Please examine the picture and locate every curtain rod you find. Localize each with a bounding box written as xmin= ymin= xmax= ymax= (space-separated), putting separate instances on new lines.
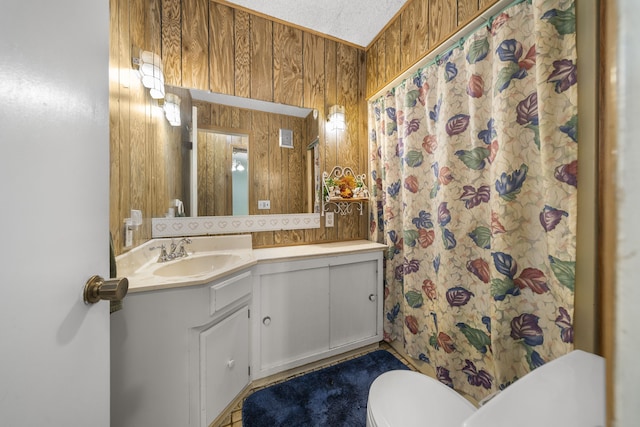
xmin=368 ymin=0 xmax=526 ymax=101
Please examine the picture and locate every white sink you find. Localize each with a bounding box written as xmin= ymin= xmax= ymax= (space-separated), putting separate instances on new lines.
xmin=153 ymin=253 xmax=244 ymax=278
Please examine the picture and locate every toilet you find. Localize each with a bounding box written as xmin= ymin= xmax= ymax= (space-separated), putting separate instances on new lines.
xmin=366 ymin=350 xmax=605 ymax=427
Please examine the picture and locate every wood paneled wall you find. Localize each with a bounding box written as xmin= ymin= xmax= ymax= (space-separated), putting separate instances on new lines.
xmin=366 ymin=0 xmax=498 ymax=98
xmin=110 ymin=0 xmax=369 ymax=253
xmin=109 ymin=0 xmax=192 ymax=255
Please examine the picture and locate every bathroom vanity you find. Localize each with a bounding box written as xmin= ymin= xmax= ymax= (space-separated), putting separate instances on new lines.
xmin=111 ymin=236 xmax=385 ymax=427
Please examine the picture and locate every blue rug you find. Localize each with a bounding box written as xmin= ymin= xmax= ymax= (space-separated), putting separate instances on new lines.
xmin=242 ymin=350 xmax=410 ymax=427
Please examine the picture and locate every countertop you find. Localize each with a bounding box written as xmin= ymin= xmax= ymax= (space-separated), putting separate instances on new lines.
xmin=123 ymin=239 xmax=387 ymax=293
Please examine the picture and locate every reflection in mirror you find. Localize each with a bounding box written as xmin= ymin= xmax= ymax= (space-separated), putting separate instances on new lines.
xmin=183 ymin=89 xmax=319 ymax=218
xmin=232 ymin=148 xmax=248 ymax=215
xmin=196 ymin=127 xmax=249 ymax=216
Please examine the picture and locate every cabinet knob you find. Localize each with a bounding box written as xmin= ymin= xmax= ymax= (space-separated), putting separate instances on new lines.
xmin=263 ymin=316 xmax=271 ymax=326
xmin=227 ymin=359 xmax=235 ymax=369
xmin=369 ymin=294 xmax=376 ymax=302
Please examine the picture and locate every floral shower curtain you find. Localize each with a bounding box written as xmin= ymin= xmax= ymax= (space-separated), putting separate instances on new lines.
xmin=369 ymin=0 xmax=577 ymax=402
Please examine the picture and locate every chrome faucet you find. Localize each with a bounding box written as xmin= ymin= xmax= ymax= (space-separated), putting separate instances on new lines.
xmin=170 ymin=238 xmax=191 ymax=259
xmin=149 ymin=243 xmax=170 ymax=263
xmin=150 ymin=238 xmax=191 ymax=263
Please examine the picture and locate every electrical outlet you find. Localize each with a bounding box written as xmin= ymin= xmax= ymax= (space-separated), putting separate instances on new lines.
xmin=258 ymin=200 xmax=271 ymax=210
xmin=325 ymin=212 xmax=334 ymax=227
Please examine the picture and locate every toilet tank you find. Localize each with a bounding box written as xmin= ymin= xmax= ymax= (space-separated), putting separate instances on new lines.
xmin=463 ymin=350 xmax=605 ymax=427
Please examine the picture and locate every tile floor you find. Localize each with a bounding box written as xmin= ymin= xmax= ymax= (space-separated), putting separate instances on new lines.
xmin=215 ymin=342 xmax=417 ymax=427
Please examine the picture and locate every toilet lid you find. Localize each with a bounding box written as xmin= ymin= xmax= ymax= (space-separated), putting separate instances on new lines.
xmin=367 ymin=370 xmax=476 ymax=427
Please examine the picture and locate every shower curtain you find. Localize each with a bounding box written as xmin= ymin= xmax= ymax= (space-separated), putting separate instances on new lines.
xmin=369 ymin=0 xmax=577 ymax=402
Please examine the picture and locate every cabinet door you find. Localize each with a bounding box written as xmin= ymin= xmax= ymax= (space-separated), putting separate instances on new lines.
xmin=330 ymin=260 xmax=378 ymax=348
xmin=201 ymin=306 xmax=250 ymax=427
xmin=260 ymin=267 xmax=330 ymax=370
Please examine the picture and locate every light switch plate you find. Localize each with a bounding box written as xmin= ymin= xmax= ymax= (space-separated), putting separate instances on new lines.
xmin=258 ymin=200 xmax=270 ymax=209
xmin=131 ymin=209 xmax=142 ymax=226
xmin=279 ymin=128 xmax=293 ymax=148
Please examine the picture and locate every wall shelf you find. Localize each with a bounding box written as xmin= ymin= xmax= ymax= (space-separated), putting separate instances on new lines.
xmin=322 ymin=166 xmax=369 ymax=216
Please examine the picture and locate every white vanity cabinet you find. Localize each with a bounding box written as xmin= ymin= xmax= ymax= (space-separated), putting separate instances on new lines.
xmin=111 ymin=269 xmax=252 ymax=427
xmin=252 ymin=250 xmax=383 ymax=379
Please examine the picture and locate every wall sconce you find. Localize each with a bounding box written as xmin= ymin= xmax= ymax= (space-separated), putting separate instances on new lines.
xmin=327 ymin=105 xmax=346 ymax=131
xmin=231 ymin=159 xmax=245 ymax=172
xmin=132 ymin=49 xmax=165 ymax=100
xmin=163 ymin=93 xmax=181 ymax=126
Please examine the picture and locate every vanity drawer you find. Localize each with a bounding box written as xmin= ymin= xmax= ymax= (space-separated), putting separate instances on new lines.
xmin=210 ymin=271 xmax=252 ymax=315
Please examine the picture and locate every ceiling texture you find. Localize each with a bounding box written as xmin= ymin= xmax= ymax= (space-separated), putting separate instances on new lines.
xmin=221 ymin=0 xmax=410 ymax=48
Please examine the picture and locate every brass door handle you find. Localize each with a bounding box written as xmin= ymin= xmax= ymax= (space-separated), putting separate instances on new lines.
xmin=83 ymin=275 xmax=129 ymax=304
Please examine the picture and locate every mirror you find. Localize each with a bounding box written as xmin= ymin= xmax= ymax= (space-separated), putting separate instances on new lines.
xmin=159 ymin=87 xmax=320 ymax=219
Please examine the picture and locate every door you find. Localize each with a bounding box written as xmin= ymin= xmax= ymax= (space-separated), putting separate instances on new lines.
xmin=0 ymin=0 xmax=110 ymax=426
xmin=201 ymin=306 xmax=250 ymax=426
xmin=260 ymin=267 xmax=330 ymax=371
xmin=329 ymin=260 xmax=379 ymax=348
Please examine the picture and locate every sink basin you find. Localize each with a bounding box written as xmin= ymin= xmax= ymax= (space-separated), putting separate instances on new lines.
xmin=153 ymin=253 xmax=243 ymax=277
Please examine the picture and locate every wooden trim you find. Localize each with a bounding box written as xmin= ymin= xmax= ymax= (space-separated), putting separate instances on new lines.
xmin=599 ymin=0 xmax=617 ymax=424
xmin=213 ymin=0 xmax=367 ymax=49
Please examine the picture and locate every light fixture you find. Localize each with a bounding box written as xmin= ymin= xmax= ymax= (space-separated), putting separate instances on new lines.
xmin=327 ymin=105 xmax=346 ymax=131
xmin=231 ymin=159 xmax=245 ymax=172
xmin=163 ymin=93 xmax=181 ymax=126
xmin=133 ymin=49 xmax=165 ymax=100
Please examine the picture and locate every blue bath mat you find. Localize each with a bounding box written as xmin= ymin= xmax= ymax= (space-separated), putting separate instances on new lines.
xmin=242 ymin=349 xmax=410 ymax=427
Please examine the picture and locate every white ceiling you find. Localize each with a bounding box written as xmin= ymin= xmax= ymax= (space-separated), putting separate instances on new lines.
xmin=222 ymin=0 xmax=410 ymax=47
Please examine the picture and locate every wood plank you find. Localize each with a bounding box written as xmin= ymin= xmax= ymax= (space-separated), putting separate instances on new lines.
xmin=129 ymin=0 xmax=147 ymax=247
xmin=479 ymin=0 xmax=497 ymax=10
xmin=287 ymin=117 xmax=304 ymax=214
xmin=234 ymin=10 xmax=251 ymax=98
xmin=366 ymin=37 xmax=380 ymax=97
xmin=162 ymin=0 xmax=182 ymax=86
xmin=429 ymin=0 xmax=457 ymax=48
xmin=273 ymin=22 xmax=303 ymax=106
xmin=182 ymin=0 xmax=209 ymax=90
xmin=209 ymin=2 xmax=234 ymax=95
xmin=408 ymin=0 xmax=429 ymax=67
xmin=337 ymin=43 xmax=361 ymax=240
xmin=251 ymin=111 xmax=270 ymax=215
xmin=196 ymin=130 xmax=207 ymax=215
xmin=358 ymin=44 xmax=370 ymax=241
xmin=110 ymin=0 xmax=124 ymax=252
xmin=399 ymin=0 xmax=418 ymax=70
xmin=302 ymin=32 xmax=325 ymax=242
xmin=337 ymin=44 xmax=359 ymax=172
xmin=385 ymin=18 xmax=402 ymax=87
xmin=457 ymin=0 xmax=479 ymax=26
xmin=250 ymin=15 xmax=273 ymax=101
xmin=147 ymin=0 xmax=163 ymax=236
xmin=323 ymin=39 xmax=339 ymax=242
xmin=303 ymin=32 xmax=325 ymax=111
xmin=270 ymin=115 xmax=283 ymax=213
xmin=195 ymin=100 xmax=212 ymax=127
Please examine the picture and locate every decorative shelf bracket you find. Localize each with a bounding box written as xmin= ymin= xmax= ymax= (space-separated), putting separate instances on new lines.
xmin=322 ymin=166 xmax=369 ymax=216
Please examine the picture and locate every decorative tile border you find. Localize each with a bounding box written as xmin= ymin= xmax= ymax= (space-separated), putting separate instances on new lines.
xmin=152 ymin=214 xmax=321 ymax=238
